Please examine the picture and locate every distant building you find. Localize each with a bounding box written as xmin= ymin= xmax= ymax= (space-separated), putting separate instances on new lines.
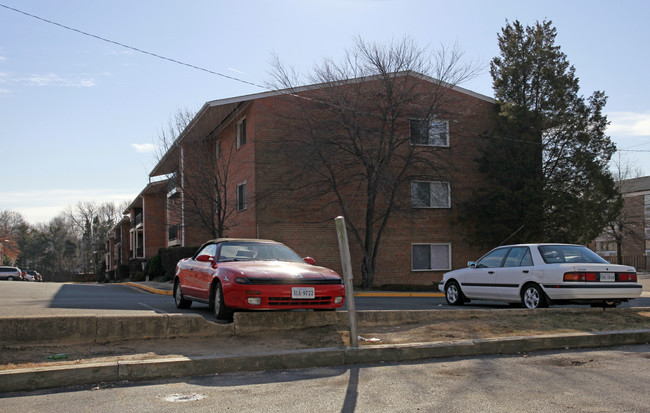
xmin=592 ymin=176 xmax=650 ymax=260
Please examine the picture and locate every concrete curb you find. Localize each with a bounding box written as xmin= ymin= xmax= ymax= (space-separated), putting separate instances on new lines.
xmin=2 ymin=329 xmax=649 ymax=393
xmin=125 ymin=282 xmax=172 ymax=296
xmin=0 ymin=314 xmax=233 ymax=348
xmin=123 ymin=282 xmax=445 ymax=298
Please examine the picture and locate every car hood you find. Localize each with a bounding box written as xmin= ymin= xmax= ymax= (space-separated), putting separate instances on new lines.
xmin=220 ymin=260 xmax=342 ymax=280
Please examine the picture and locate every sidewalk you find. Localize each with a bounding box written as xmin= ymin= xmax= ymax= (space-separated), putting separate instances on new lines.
xmin=2 ymin=324 xmax=649 ymax=393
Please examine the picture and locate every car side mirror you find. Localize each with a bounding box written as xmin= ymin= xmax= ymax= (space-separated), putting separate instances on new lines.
xmin=303 ymin=257 xmax=316 ymax=265
xmin=468 ymin=261 xmax=476 ymax=268
xmin=196 ymin=254 xmax=214 ymax=263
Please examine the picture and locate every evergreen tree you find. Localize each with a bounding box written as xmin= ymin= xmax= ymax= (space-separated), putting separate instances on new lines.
xmin=461 ymin=20 xmax=621 ymax=246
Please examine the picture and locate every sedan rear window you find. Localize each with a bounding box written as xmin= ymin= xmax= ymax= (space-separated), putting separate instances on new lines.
xmin=538 ymin=245 xmax=608 ymax=264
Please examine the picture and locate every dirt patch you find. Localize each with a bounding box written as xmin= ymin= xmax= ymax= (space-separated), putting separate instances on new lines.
xmin=2 ymin=309 xmax=649 ymax=370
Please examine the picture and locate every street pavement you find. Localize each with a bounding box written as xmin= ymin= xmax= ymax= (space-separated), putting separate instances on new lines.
xmin=1 ymin=276 xmax=649 ymax=393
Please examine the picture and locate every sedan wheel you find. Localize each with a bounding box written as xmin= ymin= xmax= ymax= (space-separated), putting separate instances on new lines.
xmin=522 ymin=284 xmax=547 ymax=309
xmin=212 ymin=282 xmax=233 ymax=321
xmin=173 ymin=280 xmax=192 ymax=309
xmin=445 ymin=281 xmax=464 ymax=306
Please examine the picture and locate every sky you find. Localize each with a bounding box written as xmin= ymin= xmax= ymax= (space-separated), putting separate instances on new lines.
xmin=1 ymin=0 xmax=649 ymax=225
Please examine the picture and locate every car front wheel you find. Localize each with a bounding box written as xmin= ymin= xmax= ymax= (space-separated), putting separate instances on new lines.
xmin=173 ymin=280 xmax=192 ymax=309
xmin=445 ymin=281 xmax=465 ymax=306
xmin=521 ymin=284 xmax=547 ymax=309
xmin=212 ymin=282 xmax=233 ymax=321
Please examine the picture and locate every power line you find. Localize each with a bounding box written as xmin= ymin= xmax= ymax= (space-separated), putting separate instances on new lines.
xmin=4 ymin=3 xmax=646 ymax=153
xmin=0 ymin=3 xmax=270 ymax=91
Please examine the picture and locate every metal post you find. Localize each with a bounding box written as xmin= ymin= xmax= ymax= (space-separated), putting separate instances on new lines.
xmin=335 ymin=216 xmax=358 ymax=348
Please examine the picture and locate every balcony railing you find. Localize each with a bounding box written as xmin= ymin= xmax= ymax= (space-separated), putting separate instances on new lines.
xmin=168 ymin=175 xmax=181 ymax=198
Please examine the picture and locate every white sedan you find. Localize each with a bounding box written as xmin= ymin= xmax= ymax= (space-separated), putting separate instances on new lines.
xmin=438 ymin=244 xmax=642 ymax=309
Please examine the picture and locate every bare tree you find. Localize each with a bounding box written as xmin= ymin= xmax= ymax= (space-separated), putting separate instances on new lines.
xmin=0 ymin=210 xmax=26 ymax=264
xmin=35 ymin=215 xmax=78 ymax=272
xmin=181 ymin=130 xmax=239 ymax=239
xmin=153 ymin=108 xmax=196 ymax=163
xmin=605 ymin=153 xmax=644 ymax=262
xmin=153 ymin=108 xmax=240 ymax=241
xmin=269 ymin=36 xmax=481 ymax=287
xmin=65 ymin=201 xmax=124 ymax=274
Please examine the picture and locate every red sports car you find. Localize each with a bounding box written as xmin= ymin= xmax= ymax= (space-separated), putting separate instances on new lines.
xmin=173 ymin=238 xmax=346 ymax=320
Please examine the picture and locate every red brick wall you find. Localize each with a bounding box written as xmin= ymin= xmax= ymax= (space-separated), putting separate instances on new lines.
xmin=621 ymin=195 xmax=646 ymax=256
xmin=248 ymin=78 xmax=494 ymax=287
xmin=170 ymin=76 xmax=495 ymax=287
xmin=227 ymin=109 xmax=257 ymax=238
xmin=143 ymin=191 xmax=167 ymax=258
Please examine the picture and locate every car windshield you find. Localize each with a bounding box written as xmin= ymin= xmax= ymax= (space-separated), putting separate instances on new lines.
xmin=217 ymin=242 xmax=304 ymax=263
xmin=538 ymin=245 xmax=608 ymax=264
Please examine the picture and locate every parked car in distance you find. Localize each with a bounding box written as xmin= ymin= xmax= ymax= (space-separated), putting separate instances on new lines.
xmin=439 ymin=244 xmax=642 ymax=309
xmin=24 ymin=270 xmax=42 ymax=282
xmin=0 ymin=266 xmax=22 ymax=281
xmin=174 ymin=238 xmax=346 ymax=320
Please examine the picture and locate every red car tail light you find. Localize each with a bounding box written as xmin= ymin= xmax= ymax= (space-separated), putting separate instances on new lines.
xmin=618 ymin=272 xmax=637 ymax=282
xmin=563 ymin=272 xmax=597 ymax=282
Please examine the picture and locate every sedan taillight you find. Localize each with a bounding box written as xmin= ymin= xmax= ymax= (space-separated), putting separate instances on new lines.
xmin=563 ymin=272 xmax=637 ymax=282
xmin=618 ymin=272 xmax=637 ymax=282
xmin=563 ymin=272 xmax=597 ymax=282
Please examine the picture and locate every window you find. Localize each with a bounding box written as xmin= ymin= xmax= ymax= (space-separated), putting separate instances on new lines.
xmin=236 ymin=118 xmax=246 ymax=149
xmin=503 ymin=247 xmax=532 ymax=267
xmin=476 ymin=248 xmax=509 ymax=268
xmin=538 ymin=245 xmax=608 ymax=264
xmin=412 ymin=244 xmax=451 ymax=271
xmin=237 ymin=182 xmax=247 ymax=211
xmin=195 ymin=243 xmax=217 ymax=259
xmin=410 ymin=119 xmax=449 ymax=146
xmin=411 ymin=181 xmax=450 ymax=208
xmin=215 ymin=140 xmax=221 ymax=160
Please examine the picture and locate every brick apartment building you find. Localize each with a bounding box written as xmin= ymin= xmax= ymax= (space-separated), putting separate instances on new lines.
xmin=592 ymin=175 xmax=650 ymax=268
xmin=112 ymin=72 xmax=495 ymax=288
xmin=105 ymin=180 xmax=168 ymax=279
xmin=104 ymin=216 xmax=129 ymax=279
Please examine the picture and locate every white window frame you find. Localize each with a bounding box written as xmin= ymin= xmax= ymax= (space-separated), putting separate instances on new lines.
xmin=236 ymin=118 xmax=246 ymax=149
xmin=215 ymin=140 xmax=221 ymax=160
xmin=409 ymin=119 xmax=449 ymax=147
xmin=411 ymin=181 xmax=451 ymax=208
xmin=411 ymin=243 xmax=452 ymax=271
xmin=236 ymin=181 xmax=247 ymax=211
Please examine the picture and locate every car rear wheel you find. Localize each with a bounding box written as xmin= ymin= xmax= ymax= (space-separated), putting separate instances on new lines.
xmin=212 ymin=282 xmax=233 ymax=321
xmin=521 ymin=284 xmax=547 ymax=309
xmin=7 ymin=276 xmax=14 ymax=281
xmin=445 ymin=281 xmax=465 ymax=306
xmin=173 ymin=280 xmax=192 ymax=309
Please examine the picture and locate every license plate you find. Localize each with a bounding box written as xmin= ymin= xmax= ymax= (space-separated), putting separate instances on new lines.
xmin=600 ymin=272 xmax=615 ymax=282
xmin=292 ymin=287 xmax=315 ymax=299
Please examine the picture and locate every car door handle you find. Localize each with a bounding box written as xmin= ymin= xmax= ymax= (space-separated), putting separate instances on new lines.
xmin=488 ymin=271 xmax=495 ymax=274
xmin=522 ymin=270 xmax=529 ymax=273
